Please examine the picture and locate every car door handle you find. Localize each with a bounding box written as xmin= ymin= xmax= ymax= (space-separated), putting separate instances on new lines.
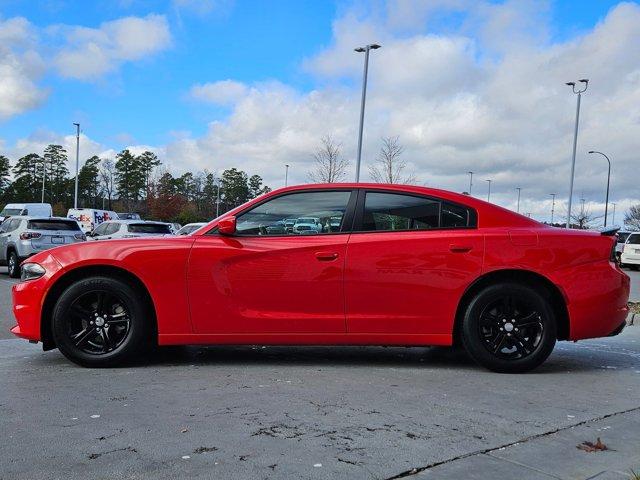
xmin=449 ymin=244 xmax=473 ymax=253
xmin=315 ymin=251 xmax=339 ymax=261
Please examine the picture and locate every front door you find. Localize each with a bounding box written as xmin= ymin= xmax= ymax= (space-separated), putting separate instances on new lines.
xmin=188 ymin=190 xmax=356 ymax=334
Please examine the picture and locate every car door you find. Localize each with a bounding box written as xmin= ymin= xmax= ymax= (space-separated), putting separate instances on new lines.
xmin=188 ymin=189 xmax=356 ymax=335
xmin=0 ymin=219 xmax=14 ymax=261
xmin=345 ymin=190 xmax=484 ymax=337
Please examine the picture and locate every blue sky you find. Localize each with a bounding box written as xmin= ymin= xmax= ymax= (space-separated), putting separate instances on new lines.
xmin=0 ymin=0 xmax=624 ymax=148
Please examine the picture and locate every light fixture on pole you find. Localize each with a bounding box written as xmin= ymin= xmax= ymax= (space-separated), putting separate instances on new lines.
xmin=486 ymin=179 xmax=492 ymax=202
xmin=468 ymin=171 xmax=473 ymax=194
xmin=516 ymin=187 xmax=521 ymax=213
xmin=285 ymin=164 xmax=290 ymax=187
xmin=73 ymin=123 xmax=80 ymax=209
xmin=354 ymin=43 xmax=381 ymax=182
xmin=565 ymin=79 xmax=589 ymax=228
xmin=550 ymin=193 xmax=556 ymax=224
xmin=587 ymin=150 xmax=611 ymax=227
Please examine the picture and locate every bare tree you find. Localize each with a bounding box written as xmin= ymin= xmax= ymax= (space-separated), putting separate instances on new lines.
xmin=369 ymin=136 xmax=415 ymax=184
xmin=308 ymin=136 xmax=349 ymax=183
xmin=99 ymin=158 xmax=116 ymax=210
xmin=624 ymin=204 xmax=640 ymax=230
xmin=570 ymin=203 xmax=600 ymax=229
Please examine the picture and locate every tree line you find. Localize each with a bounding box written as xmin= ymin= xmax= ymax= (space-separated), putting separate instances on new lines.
xmin=0 ymin=146 xmax=270 ymax=224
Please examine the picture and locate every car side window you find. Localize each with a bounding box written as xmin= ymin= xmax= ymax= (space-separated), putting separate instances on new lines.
xmin=93 ymin=223 xmax=109 ymax=236
xmin=105 ymin=223 xmax=120 ymax=235
xmin=361 ymin=192 xmax=440 ymax=231
xmin=6 ymin=219 xmax=20 ymax=233
xmin=235 ymin=191 xmax=352 ymax=236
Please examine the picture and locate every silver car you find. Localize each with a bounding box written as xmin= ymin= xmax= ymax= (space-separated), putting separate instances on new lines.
xmin=0 ymin=216 xmax=86 ymax=278
xmin=88 ymin=220 xmax=173 ymax=240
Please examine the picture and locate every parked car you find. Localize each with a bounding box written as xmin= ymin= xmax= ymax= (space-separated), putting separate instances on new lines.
xmin=0 ymin=216 xmax=85 ymax=277
xmin=11 ymin=184 xmax=629 ymax=372
xmin=175 ymin=223 xmax=207 ymax=235
xmin=620 ymin=232 xmax=640 ymax=270
xmin=293 ymin=217 xmax=322 ymax=234
xmin=0 ymin=203 xmax=52 ymax=223
xmin=67 ymin=208 xmax=118 ymax=234
xmin=169 ymin=223 xmax=182 ymax=234
xmin=615 ymin=230 xmax=633 ymax=260
xmin=88 ymin=220 xmax=172 ymax=240
xmin=116 ymin=212 xmax=142 ymax=220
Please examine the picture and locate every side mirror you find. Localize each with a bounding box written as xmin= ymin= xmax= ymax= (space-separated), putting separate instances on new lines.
xmin=218 ymin=216 xmax=237 ymax=235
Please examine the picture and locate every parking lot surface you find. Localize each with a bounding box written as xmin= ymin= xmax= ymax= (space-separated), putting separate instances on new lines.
xmin=1 ymin=267 xmax=639 ymax=479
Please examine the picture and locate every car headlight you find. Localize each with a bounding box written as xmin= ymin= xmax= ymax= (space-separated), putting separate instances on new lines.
xmin=20 ymin=263 xmax=46 ymax=281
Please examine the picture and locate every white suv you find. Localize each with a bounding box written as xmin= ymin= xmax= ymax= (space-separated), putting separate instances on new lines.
xmin=620 ymin=232 xmax=640 ymax=270
xmin=88 ymin=220 xmax=172 ymax=240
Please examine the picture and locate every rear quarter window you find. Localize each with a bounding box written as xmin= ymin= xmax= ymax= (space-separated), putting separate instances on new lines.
xmin=127 ymin=223 xmax=171 ymax=234
xmin=627 ymin=234 xmax=640 ymax=245
xmin=27 ymin=220 xmax=80 ymax=231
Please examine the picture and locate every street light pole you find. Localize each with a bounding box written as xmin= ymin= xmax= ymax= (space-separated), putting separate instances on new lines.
xmin=354 ymin=43 xmax=381 ymax=182
xmin=565 ymin=79 xmax=589 ymax=228
xmin=588 ymin=150 xmax=611 ymax=227
xmin=486 ymin=179 xmax=492 ymax=202
xmin=468 ymin=171 xmax=473 ymax=194
xmin=516 ymin=187 xmax=521 ymax=213
xmin=41 ymin=157 xmax=46 ymax=203
xmin=285 ymin=164 xmax=289 ymax=187
xmin=612 ymin=202 xmax=616 ymax=226
xmin=73 ymin=123 xmax=80 ymax=209
xmin=215 ymin=177 xmax=221 ymax=218
xmin=550 ymin=193 xmax=556 ymax=224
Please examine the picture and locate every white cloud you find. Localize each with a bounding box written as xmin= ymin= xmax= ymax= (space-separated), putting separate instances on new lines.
xmin=52 ymin=14 xmax=171 ymax=80
xmin=188 ymin=80 xmax=249 ymax=106
xmin=172 ymin=0 xmax=235 ymax=17
xmin=0 ymin=17 xmax=48 ymax=120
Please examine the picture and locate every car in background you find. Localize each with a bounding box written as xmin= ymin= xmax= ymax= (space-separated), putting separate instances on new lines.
xmin=0 ymin=217 xmax=85 ymax=277
xmin=615 ymin=230 xmax=633 ymax=260
xmin=0 ymin=203 xmax=52 ymax=223
xmin=169 ymin=223 xmax=182 ymax=234
xmin=293 ymin=217 xmax=322 ymax=234
xmin=67 ymin=208 xmax=118 ymax=234
xmin=11 ymin=183 xmax=629 ymax=372
xmin=88 ymin=220 xmax=172 ymax=241
xmin=620 ymin=232 xmax=640 ymax=270
xmin=116 ymin=213 xmax=142 ymax=220
xmin=175 ymin=223 xmax=207 ymax=235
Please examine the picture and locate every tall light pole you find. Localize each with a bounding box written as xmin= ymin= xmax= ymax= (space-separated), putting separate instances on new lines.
xmin=468 ymin=171 xmax=473 ymax=194
xmin=612 ymin=202 xmax=617 ymax=226
xmin=40 ymin=156 xmax=47 ymax=203
xmin=565 ymin=79 xmax=589 ymax=228
xmin=285 ymin=164 xmax=289 ymax=187
xmin=215 ymin=177 xmax=221 ymax=218
xmin=550 ymin=193 xmax=556 ymax=224
xmin=354 ymin=43 xmax=381 ymax=182
xmin=516 ymin=187 xmax=521 ymax=213
xmin=73 ymin=123 xmax=80 ymax=208
xmin=486 ymin=179 xmax=492 ymax=202
xmin=588 ymin=150 xmax=611 ymax=227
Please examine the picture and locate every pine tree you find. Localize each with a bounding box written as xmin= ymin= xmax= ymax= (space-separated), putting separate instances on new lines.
xmin=12 ymin=153 xmax=42 ymax=202
xmin=78 ymin=156 xmax=101 ymax=208
xmin=43 ymin=144 xmax=69 ymax=205
xmin=0 ymin=155 xmax=10 ymax=199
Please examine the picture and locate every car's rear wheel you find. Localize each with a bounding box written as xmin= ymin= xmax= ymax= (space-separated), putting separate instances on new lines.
xmin=7 ymin=251 xmax=20 ymax=278
xmin=51 ymin=276 xmax=151 ymax=367
xmin=461 ymin=283 xmax=556 ymax=373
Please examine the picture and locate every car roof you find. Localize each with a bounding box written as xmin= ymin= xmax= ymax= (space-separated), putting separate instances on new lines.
xmin=102 ymin=219 xmax=168 ymax=224
xmin=7 ymin=216 xmax=74 ymax=221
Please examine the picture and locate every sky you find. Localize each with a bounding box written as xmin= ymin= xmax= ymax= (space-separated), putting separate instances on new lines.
xmin=0 ymin=0 xmax=638 ymax=223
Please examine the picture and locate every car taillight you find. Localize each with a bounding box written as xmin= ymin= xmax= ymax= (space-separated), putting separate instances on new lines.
xmin=74 ymin=233 xmax=86 ymax=241
xmin=19 ymin=232 xmax=41 ymax=240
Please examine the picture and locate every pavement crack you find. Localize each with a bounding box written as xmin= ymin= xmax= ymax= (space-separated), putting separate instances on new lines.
xmin=382 ymin=405 xmax=640 ymax=479
xmin=87 ymin=446 xmax=138 ymax=460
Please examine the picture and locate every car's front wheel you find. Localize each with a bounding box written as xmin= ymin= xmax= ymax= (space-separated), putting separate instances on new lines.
xmin=461 ymin=283 xmax=557 ymax=373
xmin=51 ymin=276 xmax=151 ymax=367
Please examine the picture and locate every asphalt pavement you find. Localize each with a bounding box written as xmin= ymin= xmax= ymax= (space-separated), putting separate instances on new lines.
xmin=1 ymin=266 xmax=640 ymax=479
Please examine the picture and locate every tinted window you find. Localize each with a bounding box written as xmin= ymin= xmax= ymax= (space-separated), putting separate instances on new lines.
xmin=618 ymin=232 xmax=631 ymax=243
xmin=127 ymin=223 xmax=171 ymax=234
xmin=627 ymin=234 xmax=640 ymax=245
xmin=1 ymin=208 xmax=22 ymax=216
xmin=236 ymin=191 xmax=352 ymax=235
xmin=362 ymin=192 xmax=439 ymax=231
xmin=27 ymin=220 xmax=80 ymax=231
xmin=441 ymin=201 xmax=471 ymax=228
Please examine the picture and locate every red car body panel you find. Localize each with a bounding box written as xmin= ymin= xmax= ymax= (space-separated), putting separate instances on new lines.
xmin=11 ymin=183 xmax=630 ymax=348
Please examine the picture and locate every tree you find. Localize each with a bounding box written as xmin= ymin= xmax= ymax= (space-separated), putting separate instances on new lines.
xmin=12 ymin=153 xmax=42 ymax=202
xmin=137 ymin=150 xmax=161 ymax=196
xmin=77 ymin=156 xmax=101 ymax=208
xmin=220 ymin=168 xmax=250 ymax=212
xmin=625 ymin=205 xmax=640 ymax=230
xmin=43 ymin=144 xmax=69 ymax=205
xmin=0 ymin=155 xmax=10 ymax=198
xmin=248 ymin=174 xmax=271 ymax=198
xmin=99 ymin=158 xmax=116 ymax=210
xmin=369 ymin=136 xmax=415 ymax=184
xmin=570 ymin=202 xmax=600 ymax=229
xmin=115 ymin=149 xmax=142 ymax=210
xmin=308 ymin=136 xmax=349 ymax=183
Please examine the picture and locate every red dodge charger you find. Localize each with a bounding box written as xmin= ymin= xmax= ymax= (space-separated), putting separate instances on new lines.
xmin=11 ymin=184 xmax=630 ymax=372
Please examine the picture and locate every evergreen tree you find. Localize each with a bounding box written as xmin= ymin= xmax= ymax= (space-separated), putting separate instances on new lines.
xmin=115 ymin=149 xmax=140 ymax=210
xmin=248 ymin=174 xmax=271 ymax=198
xmin=220 ymin=168 xmax=249 ymax=212
xmin=43 ymin=145 xmax=69 ymax=205
xmin=137 ymin=150 xmax=161 ymax=197
xmin=78 ymin=156 xmax=101 ymax=208
xmin=12 ymin=153 xmax=42 ymax=202
xmin=0 ymin=155 xmax=10 ymax=199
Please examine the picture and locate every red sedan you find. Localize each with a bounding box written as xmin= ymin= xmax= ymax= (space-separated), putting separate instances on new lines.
xmin=11 ymin=184 xmax=629 ymax=372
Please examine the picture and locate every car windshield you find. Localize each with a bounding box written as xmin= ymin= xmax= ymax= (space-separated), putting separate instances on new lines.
xmin=127 ymin=223 xmax=171 ymax=234
xmin=27 ymin=220 xmax=80 ymax=231
xmin=627 ymin=234 xmax=640 ymax=245
xmin=1 ymin=208 xmax=22 ymax=216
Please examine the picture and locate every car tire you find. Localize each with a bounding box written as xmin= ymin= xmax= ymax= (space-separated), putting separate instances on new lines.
xmin=461 ymin=283 xmax=557 ymax=373
xmin=7 ymin=251 xmax=20 ymax=278
xmin=51 ymin=276 xmax=152 ymax=367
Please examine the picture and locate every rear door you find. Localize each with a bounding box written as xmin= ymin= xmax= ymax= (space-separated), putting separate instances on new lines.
xmin=345 ymin=190 xmax=484 ymax=337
